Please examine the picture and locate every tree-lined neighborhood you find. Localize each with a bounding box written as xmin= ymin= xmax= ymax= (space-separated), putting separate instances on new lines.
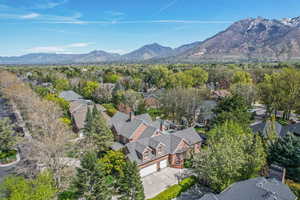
xmin=0 ymin=63 xmax=299 ymax=200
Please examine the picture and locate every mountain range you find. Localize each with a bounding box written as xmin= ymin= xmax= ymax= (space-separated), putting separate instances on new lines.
xmin=1 ymin=16 xmax=300 ymax=64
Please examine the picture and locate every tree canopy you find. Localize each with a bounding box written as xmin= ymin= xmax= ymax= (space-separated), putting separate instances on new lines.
xmin=193 ymin=121 xmax=266 ymax=192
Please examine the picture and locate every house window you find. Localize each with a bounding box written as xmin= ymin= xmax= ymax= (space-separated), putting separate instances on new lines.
xmin=144 ymin=150 xmax=150 ymax=160
xmin=157 ymin=145 xmax=163 ymax=155
xmin=175 ymin=154 xmax=182 ymax=165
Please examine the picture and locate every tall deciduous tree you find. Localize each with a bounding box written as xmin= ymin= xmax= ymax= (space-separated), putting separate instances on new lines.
xmin=193 ymin=121 xmax=266 ymax=192
xmin=212 ymin=95 xmax=251 ymax=127
xmin=184 ymin=68 xmax=209 ymax=87
xmin=159 ymin=88 xmax=208 ymax=126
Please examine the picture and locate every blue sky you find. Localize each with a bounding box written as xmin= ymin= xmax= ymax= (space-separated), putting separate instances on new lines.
xmin=1 ymin=0 xmax=300 ymax=56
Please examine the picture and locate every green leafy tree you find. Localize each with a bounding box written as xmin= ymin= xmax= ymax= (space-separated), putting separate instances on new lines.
xmin=73 ymin=152 xmax=111 ymax=200
xmin=258 ymin=68 xmax=300 ymax=120
xmin=184 ymin=68 xmax=209 ymax=87
xmin=0 ymin=172 xmax=56 ymax=200
xmin=54 ymin=79 xmax=70 ymax=92
xmin=119 ymin=161 xmax=145 ymax=200
xmin=230 ymin=83 xmax=257 ymax=106
xmin=167 ymin=72 xmax=193 ymax=88
xmin=144 ymin=66 xmax=171 ymax=88
xmin=0 ymin=118 xmax=16 ymax=153
xmin=44 ymin=94 xmax=70 ymax=113
xmin=193 ymin=121 xmax=266 ymax=192
xmin=232 ymin=71 xmax=253 ymax=85
xmin=99 ymin=150 xmax=127 ymax=178
xmin=104 ymin=72 xmax=121 ymax=83
xmin=212 ymin=95 xmax=251 ymax=127
xmin=81 ymin=81 xmax=100 ymax=99
xmin=268 ymin=133 xmax=300 ymax=182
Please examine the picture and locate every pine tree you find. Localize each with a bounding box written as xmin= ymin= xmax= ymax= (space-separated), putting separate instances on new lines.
xmin=119 ymin=161 xmax=145 ymax=200
xmin=87 ymin=105 xmax=114 ymax=152
xmin=73 ymin=152 xmax=111 ymax=200
xmin=268 ymin=133 xmax=300 ymax=182
xmin=84 ymin=107 xmax=93 ymax=133
xmin=0 ymin=118 xmax=16 ymax=153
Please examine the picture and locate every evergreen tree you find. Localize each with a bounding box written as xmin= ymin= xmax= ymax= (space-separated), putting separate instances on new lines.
xmin=89 ymin=111 xmax=114 ymax=152
xmin=84 ymin=107 xmax=93 ymax=133
xmin=119 ymin=161 xmax=145 ymax=200
xmin=84 ymin=104 xmax=114 ymax=152
xmin=0 ymin=118 xmax=16 ymax=153
xmin=73 ymin=152 xmax=111 ymax=200
xmin=268 ymin=133 xmax=300 ymax=182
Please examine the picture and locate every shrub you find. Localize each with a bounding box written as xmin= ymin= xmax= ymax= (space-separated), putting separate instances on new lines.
xmin=0 ymin=150 xmax=17 ymax=164
xmin=102 ymin=103 xmax=118 ymax=117
xmin=286 ymin=179 xmax=300 ymax=199
xmin=148 ymin=176 xmax=197 ymax=200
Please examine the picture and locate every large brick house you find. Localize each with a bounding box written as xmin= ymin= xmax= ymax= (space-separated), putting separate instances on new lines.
xmin=111 ymin=112 xmax=203 ymax=177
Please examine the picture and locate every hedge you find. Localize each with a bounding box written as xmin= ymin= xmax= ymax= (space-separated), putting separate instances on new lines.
xmin=102 ymin=103 xmax=118 ymax=117
xmin=148 ymin=176 xmax=197 ymax=200
xmin=286 ymin=179 xmax=300 ymax=199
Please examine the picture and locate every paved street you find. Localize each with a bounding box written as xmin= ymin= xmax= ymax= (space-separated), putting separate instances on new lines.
xmin=0 ymin=165 xmax=15 ymax=183
xmin=142 ymin=168 xmax=187 ymax=199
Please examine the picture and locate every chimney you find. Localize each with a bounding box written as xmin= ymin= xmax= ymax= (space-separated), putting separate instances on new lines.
xmin=129 ymin=111 xmax=134 ymax=121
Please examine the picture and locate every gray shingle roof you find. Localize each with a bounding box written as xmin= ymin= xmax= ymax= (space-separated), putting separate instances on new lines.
xmin=251 ymin=121 xmax=300 ymax=138
xmin=59 ymin=90 xmax=83 ymax=102
xmin=251 ymin=121 xmax=287 ymax=138
xmin=173 ymin=128 xmax=203 ymax=145
xmin=111 ymin=112 xmax=155 ymax=139
xmin=286 ymin=123 xmax=300 ymax=136
xmin=199 ymin=177 xmax=296 ymax=200
xmin=125 ymin=128 xmax=202 ymax=164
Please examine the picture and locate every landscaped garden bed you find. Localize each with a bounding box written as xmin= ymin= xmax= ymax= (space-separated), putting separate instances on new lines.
xmin=0 ymin=150 xmax=17 ymax=165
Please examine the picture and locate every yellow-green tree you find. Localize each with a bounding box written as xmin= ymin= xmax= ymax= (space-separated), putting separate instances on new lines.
xmin=193 ymin=121 xmax=266 ymax=192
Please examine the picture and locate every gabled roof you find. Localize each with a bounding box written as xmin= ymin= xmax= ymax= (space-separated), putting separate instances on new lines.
xmin=126 ymin=127 xmax=202 ymax=164
xmin=286 ymin=123 xmax=300 ymax=136
xmin=251 ymin=121 xmax=287 ymax=138
xmin=111 ymin=112 xmax=155 ymax=139
xmin=59 ymin=90 xmax=83 ymax=102
xmin=173 ymin=128 xmax=203 ymax=145
xmin=251 ymin=121 xmax=300 ymax=138
xmin=199 ymin=177 xmax=296 ymax=200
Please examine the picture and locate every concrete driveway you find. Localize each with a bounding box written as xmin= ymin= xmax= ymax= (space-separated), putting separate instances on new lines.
xmin=142 ymin=168 xmax=187 ymax=199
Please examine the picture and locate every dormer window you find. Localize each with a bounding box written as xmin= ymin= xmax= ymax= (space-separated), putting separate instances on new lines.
xmin=157 ymin=145 xmax=163 ymax=155
xmin=143 ymin=150 xmax=150 ymax=160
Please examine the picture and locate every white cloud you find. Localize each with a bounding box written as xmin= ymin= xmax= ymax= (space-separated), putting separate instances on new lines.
xmin=26 ymin=42 xmax=92 ymax=54
xmin=20 ymin=13 xmax=40 ymax=19
xmin=67 ymin=43 xmax=92 ymax=47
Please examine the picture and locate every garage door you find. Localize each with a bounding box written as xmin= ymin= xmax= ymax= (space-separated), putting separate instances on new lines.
xmin=160 ymin=159 xmax=168 ymax=169
xmin=140 ymin=164 xmax=157 ymax=177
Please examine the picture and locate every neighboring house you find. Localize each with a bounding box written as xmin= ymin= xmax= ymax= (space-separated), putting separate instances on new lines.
xmin=59 ymin=90 xmax=83 ymax=102
xmin=197 ymin=100 xmax=217 ymax=126
xmin=199 ymin=177 xmax=297 ymax=200
xmin=69 ymin=99 xmax=109 ymax=135
xmin=211 ymin=90 xmax=231 ymax=99
xmin=111 ymin=112 xmax=203 ymax=177
xmin=251 ymin=121 xmax=300 ymax=138
xmin=142 ymin=89 xmax=164 ymax=108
